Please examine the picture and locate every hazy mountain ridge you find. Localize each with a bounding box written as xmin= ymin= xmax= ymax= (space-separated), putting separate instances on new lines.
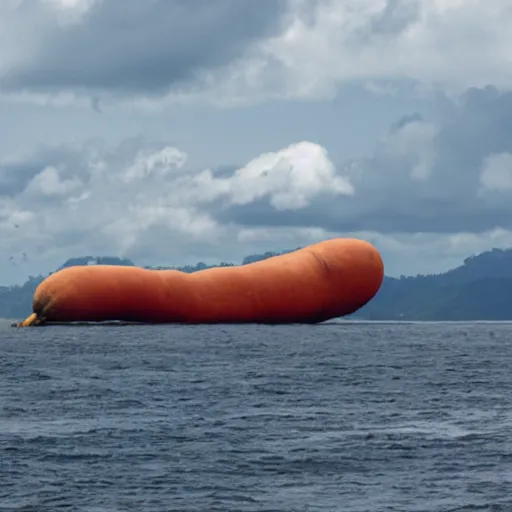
xmin=2 ymin=247 xmax=512 ymax=321
xmin=352 ymin=248 xmax=512 ymax=320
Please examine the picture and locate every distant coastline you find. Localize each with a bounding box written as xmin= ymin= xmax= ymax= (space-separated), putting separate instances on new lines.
xmin=2 ymin=247 xmax=512 ymax=321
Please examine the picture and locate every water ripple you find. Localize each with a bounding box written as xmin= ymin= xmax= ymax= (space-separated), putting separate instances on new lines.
xmin=1 ymin=321 xmax=511 ymax=511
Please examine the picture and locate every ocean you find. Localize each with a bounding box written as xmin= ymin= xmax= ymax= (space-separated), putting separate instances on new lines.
xmin=1 ymin=321 xmax=511 ymax=511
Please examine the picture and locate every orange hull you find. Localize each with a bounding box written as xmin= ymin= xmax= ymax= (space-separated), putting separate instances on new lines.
xmin=18 ymin=238 xmax=384 ymax=326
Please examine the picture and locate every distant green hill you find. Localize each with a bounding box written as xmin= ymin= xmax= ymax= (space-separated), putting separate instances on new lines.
xmin=352 ymin=248 xmax=512 ymax=320
xmin=2 ymin=247 xmax=512 ymax=321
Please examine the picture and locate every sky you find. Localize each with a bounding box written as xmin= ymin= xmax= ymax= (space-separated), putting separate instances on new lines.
xmin=2 ymin=0 xmax=512 ymax=285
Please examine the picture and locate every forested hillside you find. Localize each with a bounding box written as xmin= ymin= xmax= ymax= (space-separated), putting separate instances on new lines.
xmin=2 ymin=248 xmax=512 ymax=321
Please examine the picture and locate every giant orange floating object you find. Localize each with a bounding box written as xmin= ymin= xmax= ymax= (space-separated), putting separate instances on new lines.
xmin=17 ymin=238 xmax=384 ymax=326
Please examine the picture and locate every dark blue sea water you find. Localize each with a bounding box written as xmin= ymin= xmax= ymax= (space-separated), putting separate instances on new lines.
xmin=1 ymin=321 xmax=512 ymax=511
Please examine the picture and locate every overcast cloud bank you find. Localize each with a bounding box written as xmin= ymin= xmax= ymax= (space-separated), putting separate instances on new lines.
xmin=1 ymin=0 xmax=512 ymax=284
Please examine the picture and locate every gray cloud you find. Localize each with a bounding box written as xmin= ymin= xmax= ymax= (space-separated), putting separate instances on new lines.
xmin=4 ymin=86 xmax=512 ymax=243
xmin=3 ymin=85 xmax=512 ymax=285
xmin=1 ymin=0 xmax=287 ymax=95
xmin=2 ymin=0 xmax=510 ymax=109
xmin=5 ymin=86 xmax=512 ymax=238
xmin=0 ymin=136 xmax=240 ymax=199
xmin=0 ymin=136 xmax=352 ymax=281
xmin=0 ymin=143 xmax=96 ymax=196
xmin=213 ymin=86 xmax=512 ymax=234
xmin=369 ymin=0 xmax=420 ymax=35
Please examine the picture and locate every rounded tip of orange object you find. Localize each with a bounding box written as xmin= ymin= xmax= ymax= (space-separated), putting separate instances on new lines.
xmin=314 ymin=237 xmax=385 ymax=316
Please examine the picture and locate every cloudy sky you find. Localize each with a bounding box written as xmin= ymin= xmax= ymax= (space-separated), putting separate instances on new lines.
xmin=1 ymin=0 xmax=512 ymax=285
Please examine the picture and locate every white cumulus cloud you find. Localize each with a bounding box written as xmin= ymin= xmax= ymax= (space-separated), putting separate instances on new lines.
xmin=190 ymin=142 xmax=353 ymax=210
xmin=0 ymin=139 xmax=353 ymax=283
xmin=479 ymin=152 xmax=512 ymax=192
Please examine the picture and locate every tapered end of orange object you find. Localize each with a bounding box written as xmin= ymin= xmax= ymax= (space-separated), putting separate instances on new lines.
xmin=17 ymin=312 xmax=40 ymax=327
